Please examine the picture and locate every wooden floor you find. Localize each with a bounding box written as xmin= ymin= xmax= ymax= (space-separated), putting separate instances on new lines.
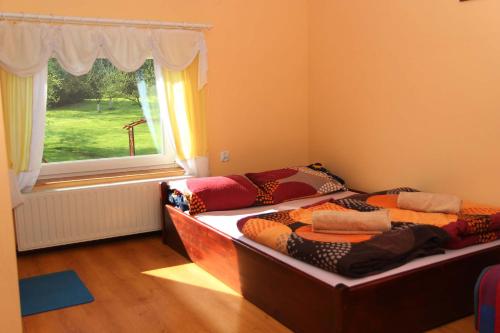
xmin=18 ymin=235 xmax=476 ymax=333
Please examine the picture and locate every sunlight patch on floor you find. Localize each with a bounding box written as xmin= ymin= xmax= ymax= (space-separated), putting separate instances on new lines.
xmin=142 ymin=263 xmax=241 ymax=296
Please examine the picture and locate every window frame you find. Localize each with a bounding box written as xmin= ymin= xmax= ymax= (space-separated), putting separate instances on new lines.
xmin=40 ymin=58 xmax=177 ymax=179
xmin=39 ymin=154 xmax=177 ymax=179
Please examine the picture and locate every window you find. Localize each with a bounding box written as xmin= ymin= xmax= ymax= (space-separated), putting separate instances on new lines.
xmin=40 ymin=58 xmax=175 ymax=178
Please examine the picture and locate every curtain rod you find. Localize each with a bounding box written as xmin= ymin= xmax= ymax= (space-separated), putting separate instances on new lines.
xmin=0 ymin=12 xmax=213 ymax=31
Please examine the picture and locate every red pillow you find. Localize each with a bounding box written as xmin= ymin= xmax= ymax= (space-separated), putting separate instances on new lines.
xmin=246 ymin=164 xmax=346 ymax=204
xmin=184 ymin=175 xmax=259 ymax=215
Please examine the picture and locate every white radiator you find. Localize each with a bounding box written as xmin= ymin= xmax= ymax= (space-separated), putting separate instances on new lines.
xmin=14 ymin=179 xmax=165 ymax=251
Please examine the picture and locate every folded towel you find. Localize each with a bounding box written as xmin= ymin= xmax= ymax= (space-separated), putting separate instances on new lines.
xmin=312 ymin=210 xmax=391 ymax=234
xmin=397 ymin=192 xmax=461 ymax=214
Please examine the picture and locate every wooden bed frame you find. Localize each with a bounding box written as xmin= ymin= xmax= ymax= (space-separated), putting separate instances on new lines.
xmin=160 ymin=182 xmax=500 ymax=333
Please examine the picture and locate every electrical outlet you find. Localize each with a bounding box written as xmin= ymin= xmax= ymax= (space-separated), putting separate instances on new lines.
xmin=220 ymin=151 xmax=230 ymax=162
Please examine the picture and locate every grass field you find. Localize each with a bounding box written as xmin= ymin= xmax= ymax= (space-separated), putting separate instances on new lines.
xmin=43 ymin=99 xmax=159 ymax=163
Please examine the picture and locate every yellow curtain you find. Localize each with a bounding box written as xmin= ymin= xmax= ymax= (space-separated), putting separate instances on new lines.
xmin=163 ymin=56 xmax=207 ymax=161
xmin=0 ymin=68 xmax=33 ymax=173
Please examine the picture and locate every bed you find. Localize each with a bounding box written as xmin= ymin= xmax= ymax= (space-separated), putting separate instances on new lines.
xmin=160 ymin=181 xmax=500 ymax=333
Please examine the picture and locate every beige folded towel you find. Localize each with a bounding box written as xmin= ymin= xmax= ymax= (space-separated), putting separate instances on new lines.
xmin=312 ymin=210 xmax=391 ymax=234
xmin=397 ymin=192 xmax=462 ymax=214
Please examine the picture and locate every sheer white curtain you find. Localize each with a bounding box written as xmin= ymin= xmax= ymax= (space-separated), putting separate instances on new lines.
xmin=137 ymin=77 xmax=161 ymax=152
xmin=176 ymin=158 xmax=210 ymax=177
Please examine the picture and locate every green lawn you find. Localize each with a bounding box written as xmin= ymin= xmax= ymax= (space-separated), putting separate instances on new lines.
xmin=44 ymin=99 xmax=159 ymax=163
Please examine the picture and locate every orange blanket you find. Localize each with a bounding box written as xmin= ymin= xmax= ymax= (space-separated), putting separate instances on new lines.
xmin=237 ymin=188 xmax=452 ymax=278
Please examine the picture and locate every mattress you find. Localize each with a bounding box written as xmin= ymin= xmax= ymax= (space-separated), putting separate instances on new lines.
xmin=195 ymin=191 xmax=500 ymax=287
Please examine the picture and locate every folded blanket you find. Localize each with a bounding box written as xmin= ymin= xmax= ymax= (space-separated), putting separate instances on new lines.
xmin=456 ymin=213 xmax=500 ymax=236
xmin=397 ymin=192 xmax=462 ymax=214
xmin=237 ymin=198 xmax=450 ymax=278
xmin=312 ymin=210 xmax=391 ymax=234
xmin=237 ymin=188 xmax=499 ymax=278
xmin=443 ymin=230 xmax=500 ymax=249
xmin=337 ymin=225 xmax=449 ymax=278
xmin=442 ymin=213 xmax=500 ymax=249
xmin=335 ymin=189 xmax=500 ymax=249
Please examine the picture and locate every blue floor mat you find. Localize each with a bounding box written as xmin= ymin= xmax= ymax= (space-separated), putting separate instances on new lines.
xmin=19 ymin=270 xmax=94 ymax=316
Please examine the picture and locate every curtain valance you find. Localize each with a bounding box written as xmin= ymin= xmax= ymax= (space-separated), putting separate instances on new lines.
xmin=0 ymin=21 xmax=208 ymax=88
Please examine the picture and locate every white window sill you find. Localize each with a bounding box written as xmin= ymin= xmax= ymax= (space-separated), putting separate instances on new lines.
xmin=33 ymin=167 xmax=189 ymax=193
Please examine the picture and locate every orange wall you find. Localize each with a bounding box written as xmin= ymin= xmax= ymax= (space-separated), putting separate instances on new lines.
xmin=4 ymin=0 xmax=499 ymax=206
xmin=0 ymin=0 xmax=310 ymax=175
xmin=309 ymin=0 xmax=500 ymax=205
xmin=0 ymin=90 xmax=22 ymax=332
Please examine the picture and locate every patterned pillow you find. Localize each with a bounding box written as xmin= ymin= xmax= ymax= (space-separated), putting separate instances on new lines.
xmin=170 ymin=175 xmax=262 ymax=215
xmin=245 ymin=163 xmax=346 ymax=204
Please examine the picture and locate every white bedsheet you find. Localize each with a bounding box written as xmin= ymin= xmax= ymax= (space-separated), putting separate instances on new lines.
xmin=196 ymin=191 xmax=500 ymax=287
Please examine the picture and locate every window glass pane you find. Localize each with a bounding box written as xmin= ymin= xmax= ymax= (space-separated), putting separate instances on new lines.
xmin=44 ymin=58 xmax=162 ymax=163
